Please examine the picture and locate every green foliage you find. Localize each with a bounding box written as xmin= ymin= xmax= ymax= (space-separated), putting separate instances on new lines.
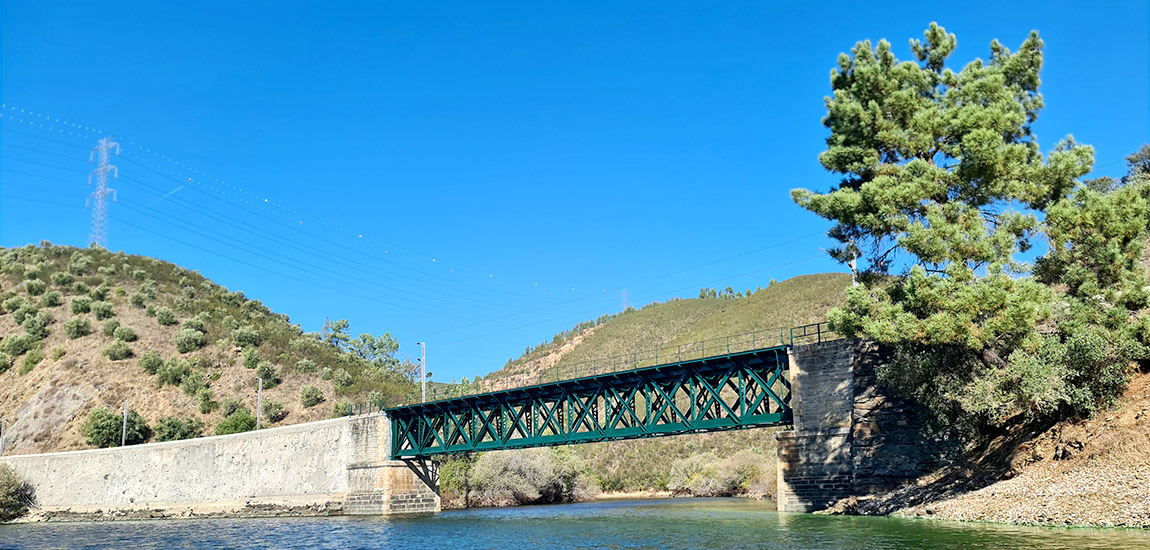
xmin=114 ymin=325 xmax=138 ymax=342
xmin=180 ymin=370 xmax=208 ymax=397
xmin=50 ymin=271 xmax=73 ymax=287
xmin=0 ymin=464 xmax=36 ymax=521
xmin=139 ymin=351 xmax=163 ymax=374
xmin=332 ymin=401 xmax=352 ymax=417
xmin=255 ymin=361 xmax=281 ymax=388
xmin=90 ymin=301 xmax=115 ymax=320
xmin=154 ymin=416 xmax=204 ymax=442
xmin=232 ymin=325 xmax=262 ymax=348
xmin=50 ymin=346 xmax=66 ymax=361
xmin=0 ymin=353 xmax=11 ymax=374
xmin=89 ymin=284 xmax=110 ymax=302
xmin=72 ymin=281 xmax=89 ymax=295
xmin=21 ymin=310 xmax=52 ymax=341
xmin=130 ymin=293 xmax=147 ymax=308
xmin=460 ymin=448 xmax=597 ymax=507
xmin=2 ymin=295 xmax=25 ymax=314
xmin=182 ymin=313 xmax=209 ymax=334
xmin=215 ymin=408 xmax=256 ymax=435
xmin=300 ymin=385 xmax=324 ymax=408
xmin=23 ymin=279 xmax=46 ymax=296
xmin=155 ymin=306 xmax=176 ymax=326
xmin=263 ymin=399 xmax=287 ymax=423
xmin=666 ymin=450 xmax=766 ymax=496
xmin=102 ymin=319 xmax=121 ymax=337
xmin=321 ymin=318 xmax=350 ymax=349
xmin=20 ymin=345 xmax=42 ymax=374
xmin=70 ymin=296 xmax=91 ymax=314
xmin=788 ymin=25 xmax=1142 ymax=427
xmin=243 ymin=347 xmax=261 ymax=369
xmin=64 ymin=317 xmax=92 ymax=339
xmin=156 ymin=357 xmax=191 ymax=386
xmin=348 ymin=332 xmax=400 ymax=370
xmin=171 ymin=328 xmax=205 ymax=353
xmin=294 ymin=359 xmax=317 ymax=373
xmin=197 ymin=388 xmax=219 ymax=414
xmin=1 ymin=334 xmax=36 ymax=356
xmin=331 ymin=367 xmax=352 ymax=388
xmin=220 ymin=396 xmax=246 ymax=417
xmin=40 ymin=290 xmax=62 ymax=308
xmin=82 ymin=407 xmax=152 ymax=447
xmin=102 ymin=341 xmax=133 ymax=361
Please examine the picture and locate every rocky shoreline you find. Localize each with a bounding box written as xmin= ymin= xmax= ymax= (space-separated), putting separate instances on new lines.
xmin=8 ymin=501 xmax=345 ymax=523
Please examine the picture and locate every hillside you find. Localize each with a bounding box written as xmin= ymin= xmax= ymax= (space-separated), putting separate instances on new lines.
xmin=0 ymin=244 xmax=416 ymax=455
xmin=439 ymin=273 xmax=852 ymax=503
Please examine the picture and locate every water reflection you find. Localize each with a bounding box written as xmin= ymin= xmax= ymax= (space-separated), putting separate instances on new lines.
xmin=0 ymin=498 xmax=1146 ymax=550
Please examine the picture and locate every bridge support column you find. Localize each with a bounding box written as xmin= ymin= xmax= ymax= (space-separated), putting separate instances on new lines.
xmin=776 ymin=340 xmax=939 ymax=512
xmin=344 ymin=415 xmax=440 ymax=515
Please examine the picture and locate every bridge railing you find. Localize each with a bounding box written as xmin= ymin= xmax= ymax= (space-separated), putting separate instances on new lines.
xmin=399 ymin=321 xmax=842 ymax=406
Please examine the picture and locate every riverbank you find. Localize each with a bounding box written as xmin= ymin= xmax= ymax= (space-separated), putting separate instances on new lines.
xmin=826 ymin=373 xmax=1150 ymax=528
xmin=5 ymin=501 xmax=345 ymax=523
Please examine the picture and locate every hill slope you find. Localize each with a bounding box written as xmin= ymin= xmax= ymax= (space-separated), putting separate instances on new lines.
xmin=440 ymin=273 xmax=852 ymax=501
xmin=0 ymin=244 xmax=415 ymax=455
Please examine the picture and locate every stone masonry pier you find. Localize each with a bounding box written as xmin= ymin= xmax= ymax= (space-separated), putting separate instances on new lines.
xmin=776 ymin=340 xmax=939 ymax=512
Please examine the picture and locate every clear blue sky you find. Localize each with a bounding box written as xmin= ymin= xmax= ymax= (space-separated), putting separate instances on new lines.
xmin=2 ymin=1 xmax=1147 ymax=382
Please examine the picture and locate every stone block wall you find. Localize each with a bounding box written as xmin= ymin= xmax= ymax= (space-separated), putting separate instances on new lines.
xmin=776 ymin=340 xmax=939 ymax=512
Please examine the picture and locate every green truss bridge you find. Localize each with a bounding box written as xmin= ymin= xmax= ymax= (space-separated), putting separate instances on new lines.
xmin=384 ymin=323 xmax=838 ymax=459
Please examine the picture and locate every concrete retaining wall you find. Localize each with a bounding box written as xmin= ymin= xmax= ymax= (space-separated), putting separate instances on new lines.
xmin=0 ymin=414 xmax=439 ymax=516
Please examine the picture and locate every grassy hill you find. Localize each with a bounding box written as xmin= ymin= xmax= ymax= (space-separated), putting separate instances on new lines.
xmin=0 ymin=243 xmax=416 ymax=455
xmin=439 ymin=273 xmax=852 ymax=504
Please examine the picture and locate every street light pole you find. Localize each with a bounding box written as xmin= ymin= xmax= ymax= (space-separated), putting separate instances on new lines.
xmin=417 ymin=342 xmax=426 ymax=402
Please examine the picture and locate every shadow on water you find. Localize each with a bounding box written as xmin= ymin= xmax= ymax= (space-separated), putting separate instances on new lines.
xmin=2 ymin=498 xmax=1147 ymax=550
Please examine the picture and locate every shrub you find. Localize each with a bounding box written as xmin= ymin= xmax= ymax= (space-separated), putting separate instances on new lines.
xmin=300 ymin=385 xmax=324 ymax=408
xmin=51 ymin=346 xmax=66 ymax=361
xmin=90 ymin=301 xmax=115 ymax=320
xmin=0 ymin=334 xmax=35 ymax=356
xmin=155 ymin=306 xmax=176 ymax=326
xmin=67 ymin=256 xmax=91 ymax=276
xmin=180 ymin=370 xmax=207 ymax=397
xmin=139 ymin=351 xmax=163 ymax=374
xmin=63 ymin=317 xmax=92 ymax=339
xmin=156 ymin=357 xmax=191 ymax=386
xmin=40 ymin=290 xmax=62 ymax=308
xmin=23 ymin=279 xmax=46 ymax=296
xmin=50 ymin=272 xmax=73 ymax=286
xmin=102 ymin=341 xmax=133 ymax=361
xmin=131 ymin=269 xmax=147 ymax=281
xmin=20 ymin=346 xmax=42 ymax=374
xmin=467 ymin=448 xmax=597 ymax=506
xmin=113 ymin=325 xmax=138 ymax=342
xmin=255 ymin=362 xmax=281 ymax=388
xmin=2 ymin=295 xmax=25 ymax=313
xmin=183 ymin=313 xmax=208 ymax=334
xmin=145 ymin=304 xmax=157 ymax=317
xmin=263 ymin=400 xmax=287 ymax=423
xmin=70 ymin=296 xmax=92 ymax=314
xmin=0 ymin=464 xmax=36 ymax=521
xmin=215 ymin=409 xmax=256 ymax=435
xmin=197 ymin=388 xmax=219 ymax=414
xmin=332 ymin=368 xmax=353 ymax=388
xmin=72 ymin=281 xmax=89 ymax=295
xmin=0 ymin=353 xmax=11 ymax=374
xmin=102 ymin=319 xmax=121 ymax=337
xmin=21 ymin=311 xmax=52 ymax=340
xmin=232 ymin=325 xmax=262 ymax=348
xmin=242 ymin=347 xmax=260 ymax=370
xmin=89 ymin=285 xmax=109 ymax=302
xmin=332 ymin=401 xmax=352 ymax=417
xmin=294 ymin=359 xmax=317 ymax=373
xmin=220 ymin=396 xmax=246 ymax=417
xmin=11 ymin=305 xmax=36 ymax=325
xmin=130 ymin=293 xmax=147 ymax=308
xmin=171 ymin=328 xmax=205 ymax=353
xmin=82 ymin=407 xmax=152 ymax=447
xmin=139 ymin=281 xmax=157 ymax=300
xmin=154 ymin=417 xmax=204 ymax=442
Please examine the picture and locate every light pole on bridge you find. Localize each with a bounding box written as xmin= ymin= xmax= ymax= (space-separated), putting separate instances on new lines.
xmin=416 ymin=342 xmax=426 ymax=402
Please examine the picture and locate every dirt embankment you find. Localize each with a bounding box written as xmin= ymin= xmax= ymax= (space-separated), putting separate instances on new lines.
xmin=841 ymin=373 xmax=1150 ymax=527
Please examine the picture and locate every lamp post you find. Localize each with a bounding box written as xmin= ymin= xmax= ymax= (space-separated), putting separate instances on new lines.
xmin=416 ymin=342 xmax=426 ymax=402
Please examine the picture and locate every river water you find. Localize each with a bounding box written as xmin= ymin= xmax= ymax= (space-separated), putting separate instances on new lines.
xmin=1 ymin=498 xmax=1147 ymax=549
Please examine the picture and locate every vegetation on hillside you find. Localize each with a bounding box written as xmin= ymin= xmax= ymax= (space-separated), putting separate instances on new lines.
xmin=0 ymin=464 xmax=35 ymax=522
xmin=791 ymin=23 xmax=1150 ymax=435
xmin=437 ymin=273 xmax=850 ymax=505
xmin=0 ymin=244 xmax=417 ymax=452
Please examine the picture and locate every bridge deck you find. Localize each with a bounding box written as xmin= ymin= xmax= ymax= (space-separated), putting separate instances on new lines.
xmin=386 ymin=345 xmax=793 ymax=459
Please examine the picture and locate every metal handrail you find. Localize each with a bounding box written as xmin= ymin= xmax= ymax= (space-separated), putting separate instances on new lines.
xmin=412 ymin=321 xmax=841 ymax=405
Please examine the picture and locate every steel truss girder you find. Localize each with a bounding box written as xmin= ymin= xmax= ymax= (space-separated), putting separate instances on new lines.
xmin=386 ymin=347 xmax=791 ymax=459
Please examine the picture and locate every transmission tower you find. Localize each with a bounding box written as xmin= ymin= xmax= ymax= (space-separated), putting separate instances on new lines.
xmin=87 ymin=136 xmax=120 ymax=248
